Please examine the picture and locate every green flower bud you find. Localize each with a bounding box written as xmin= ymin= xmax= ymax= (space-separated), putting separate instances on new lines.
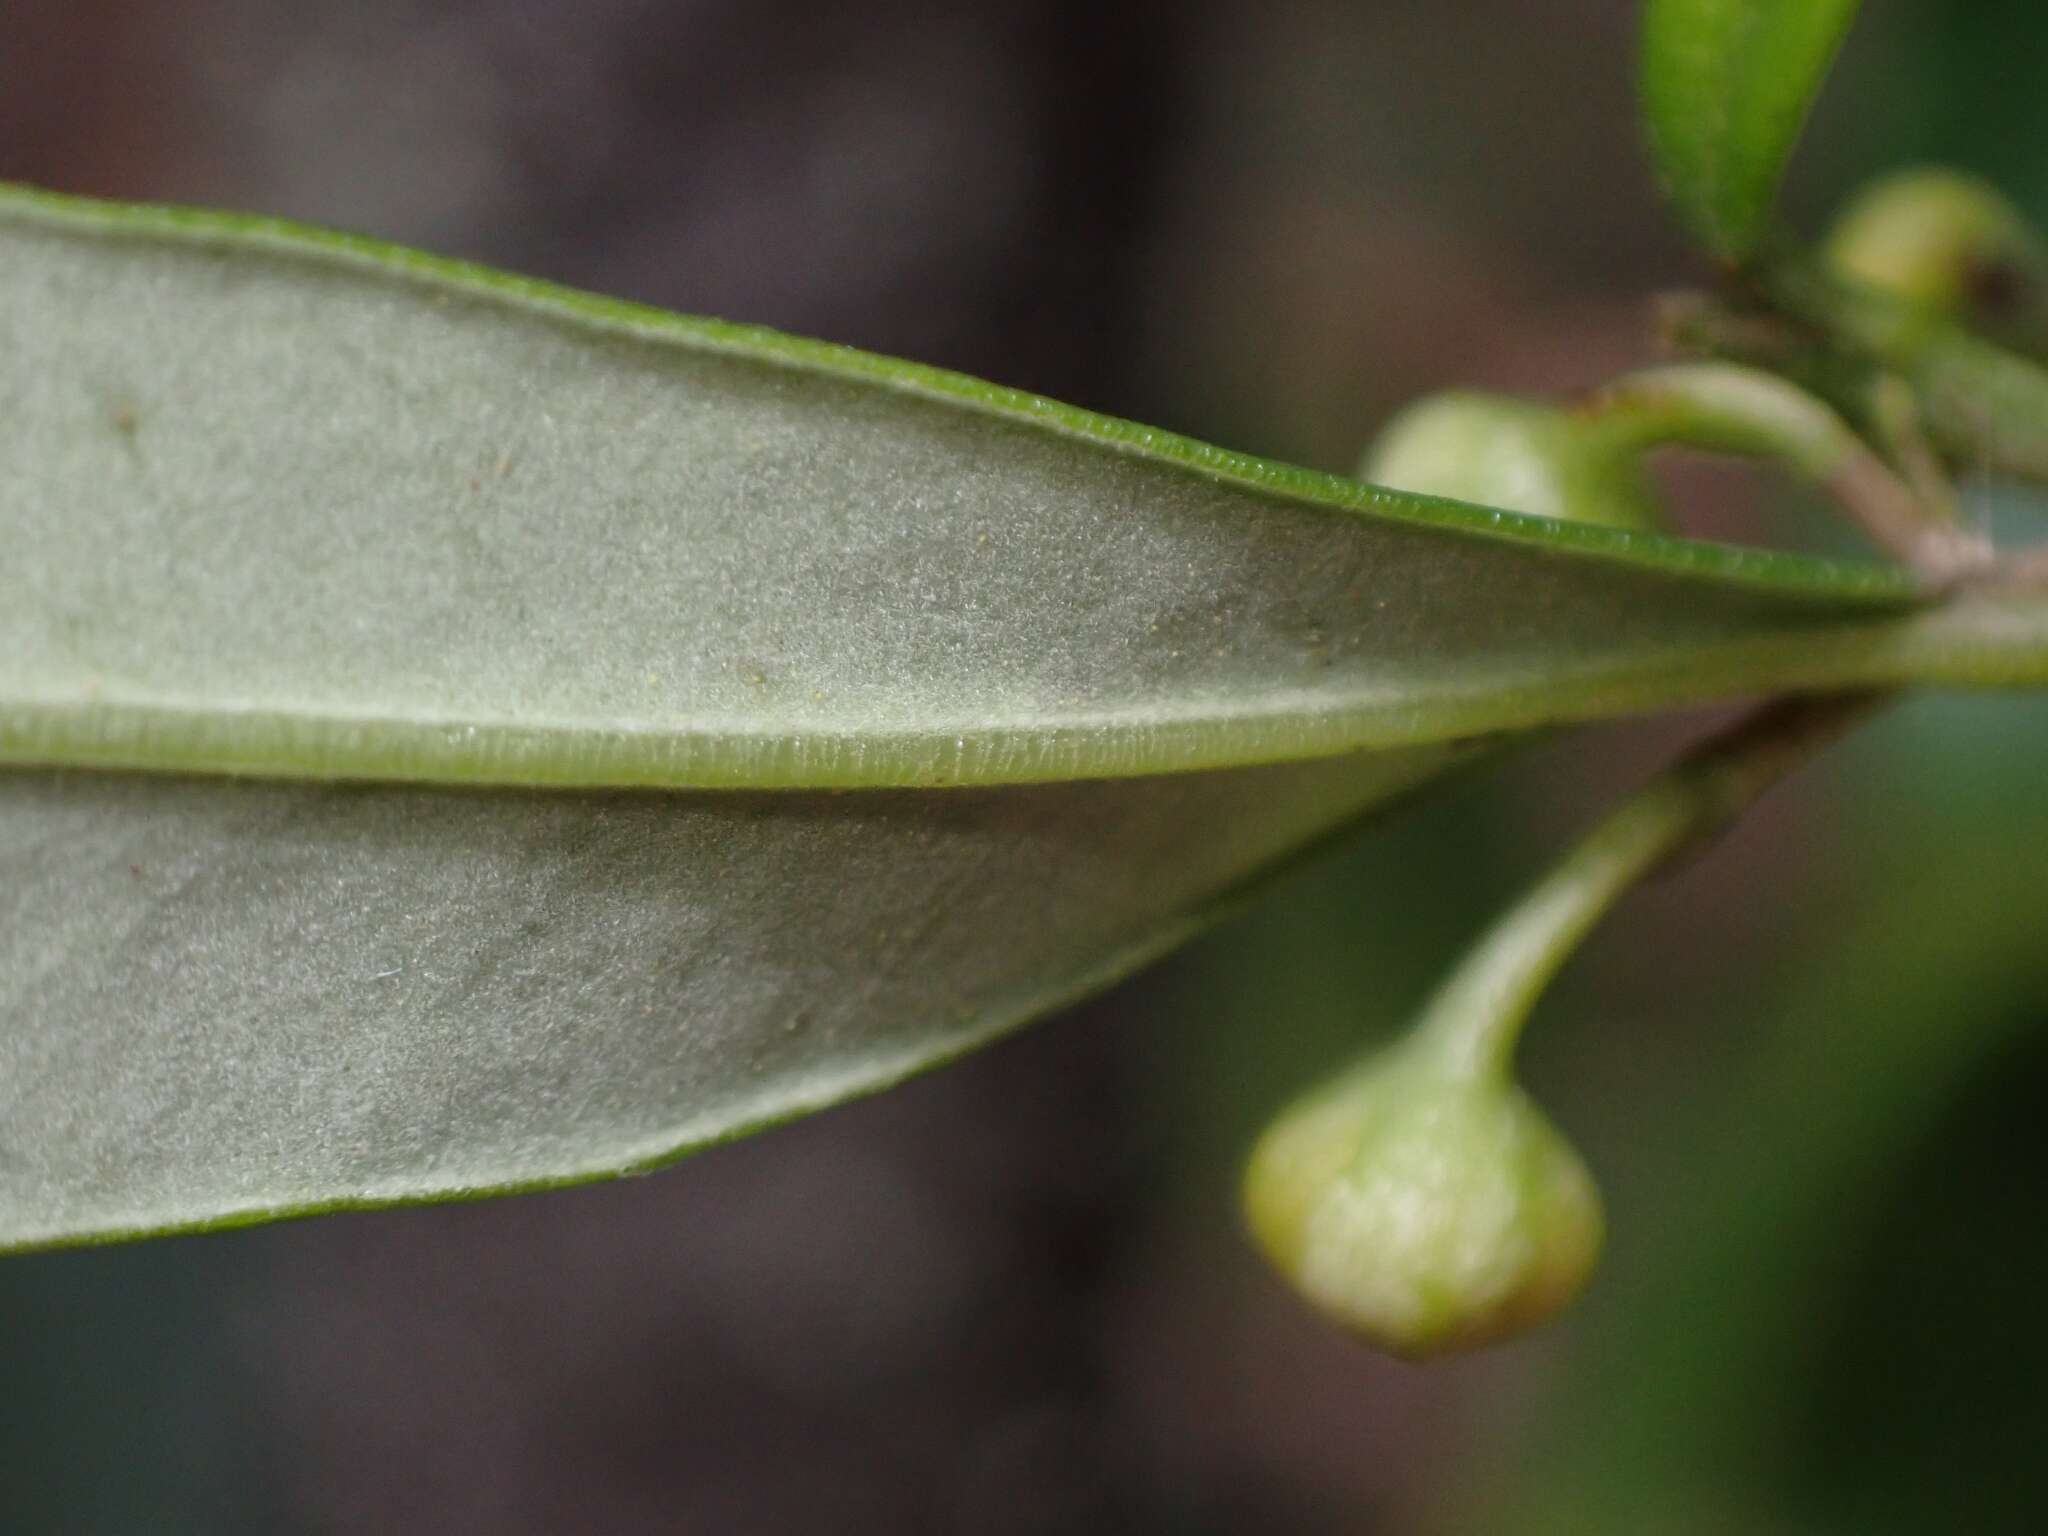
xmin=1361 ymin=391 xmax=1663 ymax=532
xmin=1823 ymin=166 xmax=2048 ymax=352
xmin=1242 ymin=1044 xmax=1603 ymax=1357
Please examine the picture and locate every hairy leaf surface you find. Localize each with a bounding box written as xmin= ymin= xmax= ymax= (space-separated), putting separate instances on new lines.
xmin=0 ymin=751 xmax=1464 ymax=1249
xmin=5 ymin=183 xmax=2047 ymax=1249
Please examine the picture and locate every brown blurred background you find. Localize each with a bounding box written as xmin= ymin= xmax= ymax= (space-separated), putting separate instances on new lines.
xmin=6 ymin=2 xmax=2048 ymax=1532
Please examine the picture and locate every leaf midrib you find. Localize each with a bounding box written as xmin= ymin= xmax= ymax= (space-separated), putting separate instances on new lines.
xmin=8 ymin=594 xmax=2048 ymax=788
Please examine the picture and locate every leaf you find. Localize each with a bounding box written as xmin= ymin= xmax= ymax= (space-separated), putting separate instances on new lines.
xmin=0 ymin=751 xmax=1466 ymax=1250
xmin=1641 ymin=0 xmax=1862 ymax=262
xmin=4 ymin=183 xmax=2048 ymax=1252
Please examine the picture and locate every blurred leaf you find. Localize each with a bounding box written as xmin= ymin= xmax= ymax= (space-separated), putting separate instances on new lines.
xmin=0 ymin=1233 xmax=285 ymax=1532
xmin=1642 ymin=0 xmax=1862 ymax=260
xmin=1467 ymin=703 xmax=2048 ymax=1532
xmin=1784 ymin=1027 xmax=2048 ymax=1532
xmin=6 ymin=183 xmax=2048 ymax=1251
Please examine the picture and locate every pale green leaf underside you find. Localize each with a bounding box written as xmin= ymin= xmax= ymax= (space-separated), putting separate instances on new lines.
xmin=6 ymin=182 xmax=2048 ymax=1252
xmin=0 ymin=749 xmax=1464 ymax=1251
xmin=12 ymin=178 xmax=2048 ymax=797
xmin=1642 ymin=0 xmax=1861 ymax=262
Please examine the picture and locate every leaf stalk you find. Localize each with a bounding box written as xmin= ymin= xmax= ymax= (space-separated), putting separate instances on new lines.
xmin=1411 ymin=693 xmax=1883 ymax=1082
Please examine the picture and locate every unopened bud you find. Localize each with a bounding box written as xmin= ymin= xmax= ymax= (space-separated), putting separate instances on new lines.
xmin=1242 ymin=1045 xmax=1603 ymax=1357
xmin=1361 ymin=391 xmax=1662 ymax=531
xmin=1824 ymin=166 xmax=2048 ymax=354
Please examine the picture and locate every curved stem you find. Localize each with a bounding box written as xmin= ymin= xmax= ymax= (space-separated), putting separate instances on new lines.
xmin=1413 ymin=694 xmax=1883 ymax=1082
xmin=1761 ymin=255 xmax=2048 ymax=486
xmin=1583 ymin=363 xmax=1991 ymax=581
xmin=1868 ymin=372 xmax=1961 ymax=525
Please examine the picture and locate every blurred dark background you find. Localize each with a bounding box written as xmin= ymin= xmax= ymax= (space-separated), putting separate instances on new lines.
xmin=6 ymin=1 xmax=2048 ymax=1531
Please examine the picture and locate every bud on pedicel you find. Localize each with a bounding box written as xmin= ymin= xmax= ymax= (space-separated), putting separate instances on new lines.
xmin=1242 ymin=1043 xmax=1603 ymax=1358
xmin=1361 ymin=391 xmax=1663 ymax=531
xmin=1823 ymin=166 xmax=2048 ymax=353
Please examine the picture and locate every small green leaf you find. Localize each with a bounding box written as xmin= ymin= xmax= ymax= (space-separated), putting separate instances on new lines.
xmin=1642 ymin=0 xmax=1862 ymax=262
xmin=4 ymin=183 xmax=2048 ymax=1251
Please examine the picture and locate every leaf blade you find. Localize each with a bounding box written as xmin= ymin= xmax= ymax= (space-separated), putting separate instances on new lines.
xmin=11 ymin=179 xmax=2022 ymax=799
xmin=6 ymin=181 xmax=2048 ymax=1251
xmin=0 ymin=748 xmax=1462 ymax=1251
xmin=1641 ymin=0 xmax=1862 ymax=262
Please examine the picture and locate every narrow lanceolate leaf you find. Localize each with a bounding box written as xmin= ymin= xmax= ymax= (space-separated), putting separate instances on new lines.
xmin=1642 ymin=0 xmax=1862 ymax=262
xmin=4 ymin=184 xmax=2048 ymax=1252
